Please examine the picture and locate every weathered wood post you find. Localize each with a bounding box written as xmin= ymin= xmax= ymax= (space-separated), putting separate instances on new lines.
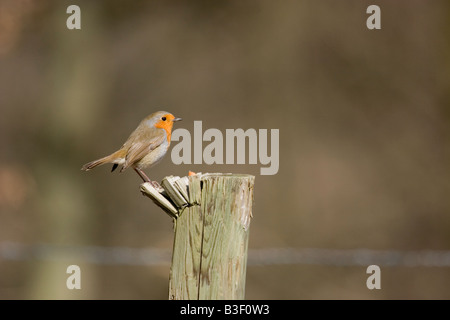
xmin=141 ymin=173 xmax=255 ymax=300
xmin=169 ymin=173 xmax=254 ymax=300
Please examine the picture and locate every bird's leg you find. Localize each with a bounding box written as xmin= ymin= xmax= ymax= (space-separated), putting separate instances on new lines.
xmin=134 ymin=168 xmax=161 ymax=189
xmin=134 ymin=167 xmax=151 ymax=183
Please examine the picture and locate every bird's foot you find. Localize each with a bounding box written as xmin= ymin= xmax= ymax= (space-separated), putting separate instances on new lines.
xmin=150 ymin=180 xmax=161 ymax=189
xmin=134 ymin=168 xmax=162 ymax=190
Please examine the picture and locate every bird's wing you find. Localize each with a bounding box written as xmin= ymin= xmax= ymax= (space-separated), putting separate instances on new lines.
xmin=121 ymin=134 xmax=165 ymax=171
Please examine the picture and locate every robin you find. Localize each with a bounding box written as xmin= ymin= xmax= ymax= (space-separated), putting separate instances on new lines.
xmin=81 ymin=111 xmax=182 ymax=185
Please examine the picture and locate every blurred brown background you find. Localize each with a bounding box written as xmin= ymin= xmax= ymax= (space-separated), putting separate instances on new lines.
xmin=1 ymin=0 xmax=449 ymax=299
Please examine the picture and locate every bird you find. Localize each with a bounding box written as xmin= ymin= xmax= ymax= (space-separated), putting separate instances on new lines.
xmin=81 ymin=111 xmax=182 ymax=185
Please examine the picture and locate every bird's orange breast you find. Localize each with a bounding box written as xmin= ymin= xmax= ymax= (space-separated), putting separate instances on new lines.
xmin=154 ymin=120 xmax=174 ymax=143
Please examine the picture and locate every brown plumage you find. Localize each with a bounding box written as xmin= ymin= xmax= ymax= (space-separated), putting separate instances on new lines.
xmin=81 ymin=111 xmax=182 ymax=183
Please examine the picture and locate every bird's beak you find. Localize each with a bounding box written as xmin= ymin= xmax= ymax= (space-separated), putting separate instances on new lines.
xmin=173 ymin=117 xmax=182 ymax=122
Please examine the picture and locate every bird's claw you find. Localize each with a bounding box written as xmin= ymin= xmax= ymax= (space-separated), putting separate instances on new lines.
xmin=151 ymin=180 xmax=161 ymax=189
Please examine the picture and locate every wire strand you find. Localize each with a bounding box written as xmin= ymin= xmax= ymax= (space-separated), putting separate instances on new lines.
xmin=1 ymin=242 xmax=450 ymax=267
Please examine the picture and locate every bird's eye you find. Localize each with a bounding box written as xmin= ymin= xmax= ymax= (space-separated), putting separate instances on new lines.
xmin=162 ymin=117 xmax=167 ymax=121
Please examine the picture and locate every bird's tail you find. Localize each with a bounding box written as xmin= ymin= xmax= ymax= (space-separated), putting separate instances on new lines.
xmin=81 ymin=149 xmax=125 ymax=171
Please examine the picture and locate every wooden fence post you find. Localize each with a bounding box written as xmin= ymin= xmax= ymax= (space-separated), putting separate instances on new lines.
xmin=168 ymin=173 xmax=255 ymax=300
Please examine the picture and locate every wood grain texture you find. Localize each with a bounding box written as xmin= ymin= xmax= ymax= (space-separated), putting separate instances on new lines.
xmin=168 ymin=175 xmax=203 ymax=299
xmin=169 ymin=173 xmax=255 ymax=300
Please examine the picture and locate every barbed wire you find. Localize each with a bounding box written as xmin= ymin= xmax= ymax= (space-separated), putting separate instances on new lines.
xmin=1 ymin=241 xmax=450 ymax=267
